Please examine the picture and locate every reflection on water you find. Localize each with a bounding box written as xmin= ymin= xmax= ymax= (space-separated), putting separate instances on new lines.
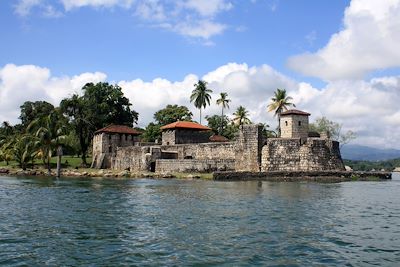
xmin=0 ymin=174 xmax=400 ymax=266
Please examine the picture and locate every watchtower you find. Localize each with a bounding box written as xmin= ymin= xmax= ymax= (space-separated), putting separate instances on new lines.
xmin=280 ymin=109 xmax=310 ymax=140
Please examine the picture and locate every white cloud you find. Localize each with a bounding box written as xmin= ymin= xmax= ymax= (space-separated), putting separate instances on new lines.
xmin=15 ymin=0 xmax=43 ymax=16
xmin=0 ymin=64 xmax=106 ymax=124
xmin=15 ymin=0 xmax=233 ymax=40
xmin=288 ymin=0 xmax=400 ymax=80
xmin=61 ymin=0 xmax=134 ymax=10
xmin=1 ymin=63 xmax=399 ymax=149
xmin=181 ymin=0 xmax=233 ymax=17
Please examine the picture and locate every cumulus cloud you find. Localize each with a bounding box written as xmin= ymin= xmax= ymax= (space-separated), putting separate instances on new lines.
xmin=0 ymin=64 xmax=106 ymax=124
xmin=1 ymin=63 xmax=399 ymax=149
xmin=288 ymin=0 xmax=400 ymax=80
xmin=15 ymin=0 xmax=233 ymax=40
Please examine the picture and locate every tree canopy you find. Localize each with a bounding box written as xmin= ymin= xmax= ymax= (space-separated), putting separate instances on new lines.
xmin=267 ymin=88 xmax=295 ymax=136
xmin=309 ymin=116 xmax=356 ymax=147
xmin=190 ymin=80 xmax=212 ymax=124
xmin=154 ymin=104 xmax=193 ymax=126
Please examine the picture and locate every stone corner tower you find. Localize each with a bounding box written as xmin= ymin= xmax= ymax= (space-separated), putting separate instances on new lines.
xmin=280 ymin=109 xmax=310 ymax=139
xmin=91 ymin=125 xmax=141 ymax=169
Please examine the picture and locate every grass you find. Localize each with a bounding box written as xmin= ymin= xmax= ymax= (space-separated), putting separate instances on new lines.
xmin=0 ymin=156 xmax=92 ymax=169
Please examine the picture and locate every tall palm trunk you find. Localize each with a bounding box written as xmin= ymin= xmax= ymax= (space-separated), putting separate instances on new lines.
xmin=199 ymin=108 xmax=202 ymax=124
xmin=220 ymin=107 xmax=224 ymax=135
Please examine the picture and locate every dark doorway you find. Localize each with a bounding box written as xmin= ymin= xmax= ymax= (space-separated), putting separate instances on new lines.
xmin=150 ymin=162 xmax=156 ymax=172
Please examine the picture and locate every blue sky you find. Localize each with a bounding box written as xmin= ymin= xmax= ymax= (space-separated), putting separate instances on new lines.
xmin=1 ymin=0 xmax=400 ymax=149
xmin=1 ymin=0 xmax=349 ymax=83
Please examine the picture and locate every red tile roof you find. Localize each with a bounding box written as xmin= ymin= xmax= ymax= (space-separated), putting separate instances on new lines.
xmin=95 ymin=124 xmax=141 ymax=135
xmin=160 ymin=121 xmax=211 ymax=131
xmin=281 ymin=109 xmax=311 ymax=116
xmin=209 ymin=134 xmax=229 ymax=142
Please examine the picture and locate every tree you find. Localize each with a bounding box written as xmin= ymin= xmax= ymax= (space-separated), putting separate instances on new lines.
xmin=267 ymin=88 xmax=295 ymax=136
xmin=190 ymin=80 xmax=212 ymax=124
xmin=216 ymin=92 xmax=231 ymax=134
xmin=60 ymin=82 xmax=138 ymax=166
xmin=28 ymin=110 xmax=67 ymax=173
xmin=141 ymin=123 xmax=162 ymax=143
xmin=19 ymin=101 xmax=55 ymax=127
xmin=259 ymin=123 xmax=277 ymax=138
xmin=11 ymin=134 xmax=38 ymax=170
xmin=206 ymin=114 xmax=238 ymax=140
xmin=233 ymin=106 xmax=251 ymax=126
xmin=309 ymin=116 xmax=357 ymax=147
xmin=154 ymin=104 xmax=193 ymax=125
xmin=60 ymin=94 xmax=91 ymax=166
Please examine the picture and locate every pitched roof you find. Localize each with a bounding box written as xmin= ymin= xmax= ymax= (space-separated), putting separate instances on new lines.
xmin=160 ymin=121 xmax=211 ymax=131
xmin=281 ymin=109 xmax=311 ymax=116
xmin=209 ymin=134 xmax=229 ymax=142
xmin=95 ymin=124 xmax=141 ymax=135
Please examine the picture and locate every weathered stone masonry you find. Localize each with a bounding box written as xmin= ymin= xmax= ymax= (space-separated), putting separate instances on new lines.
xmin=93 ymin=109 xmax=346 ymax=173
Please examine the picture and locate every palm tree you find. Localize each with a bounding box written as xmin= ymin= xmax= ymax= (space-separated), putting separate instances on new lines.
xmin=28 ymin=110 xmax=67 ymax=173
xmin=11 ymin=134 xmax=38 ymax=170
xmin=216 ymin=92 xmax=231 ymax=134
xmin=233 ymin=106 xmax=251 ymax=126
xmin=267 ymin=88 xmax=295 ymax=136
xmin=190 ymin=80 xmax=213 ymax=124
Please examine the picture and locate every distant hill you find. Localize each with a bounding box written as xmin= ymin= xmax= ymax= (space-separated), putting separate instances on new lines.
xmin=341 ymin=145 xmax=400 ymax=161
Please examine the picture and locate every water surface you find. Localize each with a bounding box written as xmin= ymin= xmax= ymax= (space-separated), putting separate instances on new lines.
xmin=1 ymin=174 xmax=400 ymax=266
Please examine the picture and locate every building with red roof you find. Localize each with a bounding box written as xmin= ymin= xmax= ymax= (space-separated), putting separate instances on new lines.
xmin=92 ymin=124 xmax=141 ymax=168
xmin=161 ymin=121 xmax=212 ymax=145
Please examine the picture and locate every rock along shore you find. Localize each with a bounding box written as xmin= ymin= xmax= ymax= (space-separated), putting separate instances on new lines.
xmin=213 ymin=170 xmax=392 ymax=182
xmin=0 ymin=167 xmax=392 ymax=182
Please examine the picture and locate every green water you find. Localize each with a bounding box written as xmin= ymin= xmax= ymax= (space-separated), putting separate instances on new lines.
xmin=1 ymin=174 xmax=400 ymax=266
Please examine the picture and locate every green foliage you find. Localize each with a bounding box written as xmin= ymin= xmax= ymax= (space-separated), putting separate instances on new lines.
xmin=190 ymin=80 xmax=213 ymax=124
xmin=259 ymin=123 xmax=277 ymax=138
xmin=154 ymin=104 xmax=193 ymax=125
xmin=60 ymin=82 xmax=138 ymax=166
xmin=233 ymin=106 xmax=251 ymax=126
xmin=216 ymin=92 xmax=231 ymax=134
xmin=142 ymin=123 xmax=162 ymax=142
xmin=19 ymin=101 xmax=55 ymax=127
xmin=344 ymin=158 xmax=400 ymax=171
xmin=309 ymin=116 xmax=356 ymax=146
xmin=27 ymin=110 xmax=67 ymax=172
xmin=11 ymin=134 xmax=38 ymax=170
xmin=206 ymin=115 xmax=238 ymax=140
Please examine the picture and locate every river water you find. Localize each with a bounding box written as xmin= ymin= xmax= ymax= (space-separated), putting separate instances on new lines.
xmin=1 ymin=173 xmax=400 ymax=266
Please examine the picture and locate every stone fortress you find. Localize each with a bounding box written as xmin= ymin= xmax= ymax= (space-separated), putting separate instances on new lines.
xmin=91 ymin=109 xmax=345 ymax=173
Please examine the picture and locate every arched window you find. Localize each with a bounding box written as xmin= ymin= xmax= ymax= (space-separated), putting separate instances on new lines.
xmin=285 ymin=121 xmax=288 ymax=126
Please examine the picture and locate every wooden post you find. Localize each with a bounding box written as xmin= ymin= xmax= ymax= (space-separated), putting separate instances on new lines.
xmin=56 ymin=145 xmax=63 ymax=178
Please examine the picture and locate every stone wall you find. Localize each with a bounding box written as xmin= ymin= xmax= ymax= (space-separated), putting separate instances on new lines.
xmin=92 ymin=132 xmax=140 ymax=168
xmin=161 ymin=142 xmax=235 ymax=160
xmin=280 ymin=115 xmax=309 ymax=139
xmin=261 ymin=138 xmax=345 ymax=171
xmin=113 ymin=146 xmax=151 ymax=172
xmin=156 ymin=159 xmax=235 ymax=173
xmin=235 ymin=124 xmax=264 ymax=172
xmin=162 ymin=129 xmax=210 ymax=145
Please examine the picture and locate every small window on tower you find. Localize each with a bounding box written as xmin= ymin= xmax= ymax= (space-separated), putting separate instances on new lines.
xmin=285 ymin=121 xmax=288 ymax=126
xmin=108 ymin=146 xmax=112 ymax=153
xmin=298 ymin=121 xmax=301 ymax=126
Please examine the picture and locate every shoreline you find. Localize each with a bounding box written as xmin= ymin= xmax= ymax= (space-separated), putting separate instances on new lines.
xmin=213 ymin=170 xmax=392 ymax=182
xmin=0 ymin=167 xmax=393 ymax=182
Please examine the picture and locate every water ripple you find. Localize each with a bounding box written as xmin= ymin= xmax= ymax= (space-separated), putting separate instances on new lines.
xmin=0 ymin=174 xmax=400 ymax=266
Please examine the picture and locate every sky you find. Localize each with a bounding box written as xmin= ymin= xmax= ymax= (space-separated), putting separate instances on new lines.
xmin=1 ymin=0 xmax=400 ymax=149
